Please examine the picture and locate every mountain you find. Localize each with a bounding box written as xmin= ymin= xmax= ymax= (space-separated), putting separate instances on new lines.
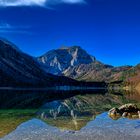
xmin=0 ymin=39 xmax=77 ymax=87
xmin=63 ymin=62 xmax=132 ymax=82
xmin=121 ymin=64 xmax=140 ymax=89
xmin=37 ymin=46 xmax=96 ymax=75
xmin=0 ymin=38 xmax=134 ymax=87
xmin=37 ymin=46 xmax=132 ymax=82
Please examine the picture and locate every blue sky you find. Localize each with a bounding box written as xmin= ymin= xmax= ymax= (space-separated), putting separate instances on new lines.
xmin=0 ymin=0 xmax=140 ymax=66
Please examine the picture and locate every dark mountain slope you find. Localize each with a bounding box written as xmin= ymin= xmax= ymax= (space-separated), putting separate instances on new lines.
xmin=0 ymin=39 xmax=77 ymax=87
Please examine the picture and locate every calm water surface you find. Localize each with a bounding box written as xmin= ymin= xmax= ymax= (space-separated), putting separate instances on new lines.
xmin=0 ymin=89 xmax=140 ymax=140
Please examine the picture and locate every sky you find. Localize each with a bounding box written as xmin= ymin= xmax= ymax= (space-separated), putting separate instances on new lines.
xmin=0 ymin=0 xmax=140 ymax=66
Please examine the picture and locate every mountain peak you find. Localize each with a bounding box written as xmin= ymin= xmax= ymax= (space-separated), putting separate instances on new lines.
xmin=38 ymin=46 xmax=96 ymax=75
xmin=58 ymin=46 xmax=82 ymax=50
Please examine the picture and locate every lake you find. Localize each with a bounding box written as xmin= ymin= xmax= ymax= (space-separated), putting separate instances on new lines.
xmin=0 ymin=89 xmax=140 ymax=140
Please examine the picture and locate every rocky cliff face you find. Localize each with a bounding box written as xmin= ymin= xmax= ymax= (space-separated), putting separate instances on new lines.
xmin=37 ymin=46 xmax=96 ymax=75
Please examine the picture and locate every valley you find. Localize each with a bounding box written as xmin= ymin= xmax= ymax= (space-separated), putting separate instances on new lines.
xmin=0 ymin=38 xmax=139 ymax=89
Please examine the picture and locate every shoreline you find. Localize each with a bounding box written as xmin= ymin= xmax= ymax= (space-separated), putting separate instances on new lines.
xmin=0 ymin=86 xmax=107 ymax=91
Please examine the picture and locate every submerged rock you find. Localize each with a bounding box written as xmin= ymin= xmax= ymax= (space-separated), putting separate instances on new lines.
xmin=108 ymin=104 xmax=140 ymax=120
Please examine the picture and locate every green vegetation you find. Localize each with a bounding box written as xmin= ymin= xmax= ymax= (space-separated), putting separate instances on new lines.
xmin=42 ymin=116 xmax=93 ymax=131
xmin=0 ymin=109 xmax=37 ymax=138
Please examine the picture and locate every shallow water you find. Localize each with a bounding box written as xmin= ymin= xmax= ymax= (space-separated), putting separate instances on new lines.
xmin=0 ymin=89 xmax=140 ymax=140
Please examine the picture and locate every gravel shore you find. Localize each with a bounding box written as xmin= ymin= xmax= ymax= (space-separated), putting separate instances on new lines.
xmin=1 ymin=113 xmax=140 ymax=140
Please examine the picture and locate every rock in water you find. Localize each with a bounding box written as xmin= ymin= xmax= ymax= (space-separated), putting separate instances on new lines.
xmin=119 ymin=104 xmax=139 ymax=113
xmin=108 ymin=104 xmax=140 ymax=120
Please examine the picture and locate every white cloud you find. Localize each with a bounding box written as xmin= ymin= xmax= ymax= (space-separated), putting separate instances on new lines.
xmin=62 ymin=0 xmax=85 ymax=4
xmin=0 ymin=23 xmax=11 ymax=29
xmin=0 ymin=22 xmax=30 ymax=29
xmin=0 ymin=0 xmax=86 ymax=7
xmin=0 ymin=22 xmax=31 ymax=34
xmin=0 ymin=0 xmax=46 ymax=6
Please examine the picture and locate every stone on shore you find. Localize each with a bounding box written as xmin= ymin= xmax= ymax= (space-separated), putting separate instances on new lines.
xmin=108 ymin=104 xmax=140 ymax=120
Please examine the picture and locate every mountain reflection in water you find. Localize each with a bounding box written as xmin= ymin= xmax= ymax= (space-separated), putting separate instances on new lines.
xmin=0 ymin=89 xmax=140 ymax=138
